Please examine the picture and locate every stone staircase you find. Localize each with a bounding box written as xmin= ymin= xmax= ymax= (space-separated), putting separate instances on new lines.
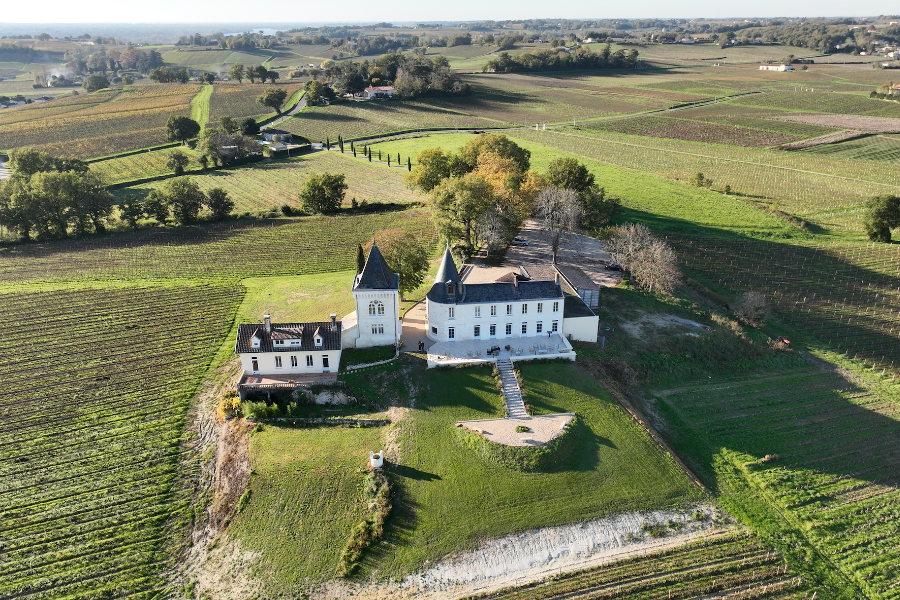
xmin=496 ymin=358 xmax=528 ymax=418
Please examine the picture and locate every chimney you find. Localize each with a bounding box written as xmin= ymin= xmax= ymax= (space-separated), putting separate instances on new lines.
xmin=330 ymin=313 xmax=337 ymax=331
xmin=554 ymin=272 xmax=560 ymax=286
xmin=263 ymin=314 xmax=271 ymax=335
xmin=513 ymin=275 xmax=518 ymax=288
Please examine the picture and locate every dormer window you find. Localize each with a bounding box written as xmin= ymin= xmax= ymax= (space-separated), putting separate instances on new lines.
xmin=315 ymin=336 xmax=323 ymax=347
xmin=251 ymin=335 xmax=261 ymax=349
xmin=446 ymin=281 xmax=454 ymax=296
xmin=274 ymin=339 xmax=284 ymax=345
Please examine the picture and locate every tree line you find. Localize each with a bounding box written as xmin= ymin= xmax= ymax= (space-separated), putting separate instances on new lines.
xmin=484 ymin=44 xmax=639 ymax=73
xmin=0 ymin=148 xmax=241 ymax=241
xmin=300 ymin=53 xmax=470 ymax=102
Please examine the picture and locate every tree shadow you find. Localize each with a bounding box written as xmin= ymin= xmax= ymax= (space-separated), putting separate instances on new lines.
xmin=389 ymin=463 xmax=442 ymax=482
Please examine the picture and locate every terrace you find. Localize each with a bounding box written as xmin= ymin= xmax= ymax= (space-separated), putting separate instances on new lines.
xmin=237 ymin=372 xmax=338 ymax=398
xmin=426 ymin=333 xmax=575 ymax=368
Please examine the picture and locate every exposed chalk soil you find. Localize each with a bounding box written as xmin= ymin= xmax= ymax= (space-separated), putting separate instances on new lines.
xmin=314 ymin=503 xmax=729 ymax=600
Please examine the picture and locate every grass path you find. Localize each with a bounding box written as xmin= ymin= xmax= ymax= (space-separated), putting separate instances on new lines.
xmin=190 ymin=84 xmax=213 ymax=128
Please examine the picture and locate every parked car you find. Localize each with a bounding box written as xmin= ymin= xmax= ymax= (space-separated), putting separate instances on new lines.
xmin=511 ymin=238 xmax=529 ymax=246
xmin=605 ymin=262 xmax=622 ymax=271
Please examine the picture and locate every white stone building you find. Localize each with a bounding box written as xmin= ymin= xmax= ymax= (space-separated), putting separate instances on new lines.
xmin=426 ymin=248 xmax=571 ymax=346
xmin=234 ymin=314 xmax=343 ymax=393
xmin=759 ymin=64 xmax=793 ymax=71
xmin=340 ymin=241 xmax=402 ymax=349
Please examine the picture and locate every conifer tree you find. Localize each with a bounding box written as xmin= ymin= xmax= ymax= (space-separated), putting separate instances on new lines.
xmin=356 ymin=243 xmax=366 ymax=273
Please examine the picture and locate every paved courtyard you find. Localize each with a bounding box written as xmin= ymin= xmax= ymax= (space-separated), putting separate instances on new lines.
xmin=500 ymin=220 xmax=623 ymax=288
xmin=427 ymin=334 xmax=575 ymax=367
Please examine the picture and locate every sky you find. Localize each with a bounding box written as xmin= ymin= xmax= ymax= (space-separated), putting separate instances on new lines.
xmin=2 ymin=0 xmax=895 ymax=23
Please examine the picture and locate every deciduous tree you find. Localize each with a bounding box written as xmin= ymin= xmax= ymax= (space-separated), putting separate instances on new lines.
xmin=299 ymin=171 xmax=347 ymax=213
xmin=166 ymin=150 xmax=190 ymax=176
xmin=229 ymin=63 xmax=245 ymax=83
xmin=429 ymin=174 xmax=494 ymax=250
xmin=163 ymin=177 xmax=205 ymax=225
xmin=82 ymin=74 xmax=109 ymax=92
xmin=863 ymin=195 xmax=900 ymax=242
xmin=204 ymin=187 xmax=234 ymax=220
xmin=606 ymin=223 xmax=680 ymax=295
xmin=534 ymin=187 xmax=584 ymax=263
xmin=118 ymin=194 xmax=145 ymax=229
xmin=373 ymin=229 xmax=429 ymax=300
xmin=165 ymin=116 xmax=200 ymax=145
xmin=256 ymin=88 xmax=288 ymax=114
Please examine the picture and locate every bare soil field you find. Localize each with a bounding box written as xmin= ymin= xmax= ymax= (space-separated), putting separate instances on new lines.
xmin=771 ymin=113 xmax=900 ymax=132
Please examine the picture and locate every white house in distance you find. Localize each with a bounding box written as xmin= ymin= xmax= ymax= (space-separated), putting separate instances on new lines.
xmin=759 ymin=64 xmax=793 ymax=71
xmin=363 ymin=86 xmax=395 ymax=99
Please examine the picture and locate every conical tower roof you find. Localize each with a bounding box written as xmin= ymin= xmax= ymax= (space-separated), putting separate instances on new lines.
xmin=434 ymin=246 xmax=460 ymax=284
xmin=354 ymin=242 xmax=399 ymax=290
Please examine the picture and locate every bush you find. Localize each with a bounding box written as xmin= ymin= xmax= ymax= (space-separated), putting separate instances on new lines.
xmin=243 ymin=400 xmax=281 ymax=419
xmin=281 ymin=204 xmax=294 ymax=216
xmin=731 ymin=291 xmax=770 ymax=328
xmin=515 ymin=425 xmax=530 ymax=433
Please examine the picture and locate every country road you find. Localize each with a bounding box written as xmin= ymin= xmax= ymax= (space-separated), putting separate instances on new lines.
xmin=262 ymin=91 xmax=307 ymax=130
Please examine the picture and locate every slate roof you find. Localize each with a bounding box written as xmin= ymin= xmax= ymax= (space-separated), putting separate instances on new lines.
xmin=563 ymin=295 xmax=596 ymax=318
xmin=428 ymin=279 xmax=563 ymax=305
xmin=354 ymin=242 xmax=399 ymax=290
xmin=434 ymin=247 xmax=461 ymax=284
xmin=235 ymin=321 xmax=342 ymax=353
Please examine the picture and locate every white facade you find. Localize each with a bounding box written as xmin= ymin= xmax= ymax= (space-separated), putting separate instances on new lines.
xmin=759 ymin=64 xmax=793 ymax=71
xmin=426 ymin=298 xmax=564 ymax=343
xmin=350 ymin=289 xmax=402 ymax=348
xmin=563 ymin=315 xmax=599 ymax=342
xmin=342 ymin=241 xmax=402 ymax=349
xmin=240 ymin=349 xmax=341 ymax=375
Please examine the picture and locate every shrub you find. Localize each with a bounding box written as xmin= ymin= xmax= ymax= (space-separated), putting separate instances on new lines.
xmin=515 ymin=425 xmax=530 ymax=433
xmin=731 ymin=291 xmax=769 ymax=328
xmin=281 ymin=204 xmax=294 ymax=216
xmin=338 ymin=470 xmax=391 ymax=576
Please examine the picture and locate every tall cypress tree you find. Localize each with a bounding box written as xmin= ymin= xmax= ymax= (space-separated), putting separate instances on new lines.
xmin=356 ymin=243 xmax=366 ymax=273
xmin=407 ymin=157 xmax=412 ymax=171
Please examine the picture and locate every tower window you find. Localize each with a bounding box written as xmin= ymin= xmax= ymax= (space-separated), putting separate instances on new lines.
xmin=369 ymin=300 xmax=385 ymax=315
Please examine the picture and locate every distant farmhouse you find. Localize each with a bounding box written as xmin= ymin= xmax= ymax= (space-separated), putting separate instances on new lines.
xmin=363 ymin=86 xmax=395 ymax=99
xmin=759 ymin=64 xmax=793 ymax=71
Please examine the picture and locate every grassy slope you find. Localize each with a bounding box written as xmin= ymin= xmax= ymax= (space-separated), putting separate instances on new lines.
xmin=229 ymin=357 xmax=703 ymax=591
xmin=230 ymin=423 xmax=385 ymax=583
xmin=369 ymin=132 xmax=795 ymax=239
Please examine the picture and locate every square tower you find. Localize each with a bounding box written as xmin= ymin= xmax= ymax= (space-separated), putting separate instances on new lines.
xmin=351 ymin=242 xmax=401 ymax=348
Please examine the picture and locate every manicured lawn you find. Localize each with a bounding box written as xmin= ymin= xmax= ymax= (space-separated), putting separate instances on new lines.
xmin=365 ymin=360 xmax=702 ymax=579
xmin=230 ymin=357 xmax=704 ymax=593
